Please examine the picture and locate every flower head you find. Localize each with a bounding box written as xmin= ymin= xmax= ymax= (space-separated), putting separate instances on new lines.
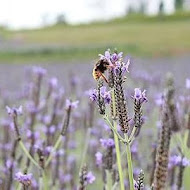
xmin=155 ymin=94 xmax=164 ymax=106
xmin=26 ymin=101 xmax=38 ymax=114
xmin=133 ymin=88 xmax=147 ymax=103
xmin=186 ymin=78 xmax=190 ymax=89
xmin=95 ymin=152 xmax=103 ymax=166
xmin=122 ymin=59 xmax=130 ymax=74
xmin=99 ymin=50 xmax=111 ymax=61
xmin=33 ymin=66 xmax=47 ymax=76
xmin=15 ymin=172 xmax=33 ymax=186
xmin=6 ymin=159 xmax=16 ymax=169
xmin=100 ymin=86 xmax=111 ymax=104
xmin=44 ymin=146 xmax=53 ymax=156
xmin=65 ymin=99 xmax=79 ymax=110
xmin=182 ymin=157 xmax=190 ymax=166
xmin=111 ymin=52 xmax=123 ymax=62
xmin=85 ymin=89 xmax=98 ymax=102
xmin=169 ymin=155 xmax=190 ymax=167
xmin=49 ymin=77 xmax=58 ymax=89
xmin=6 ymin=106 xmax=23 ymax=117
xmin=113 ymin=61 xmax=121 ymax=75
xmin=86 ymin=171 xmax=96 ymax=184
xmin=100 ymin=138 xmax=115 ymax=148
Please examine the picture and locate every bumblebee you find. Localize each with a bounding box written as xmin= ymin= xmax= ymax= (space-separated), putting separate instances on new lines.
xmin=92 ymin=59 xmax=110 ymax=83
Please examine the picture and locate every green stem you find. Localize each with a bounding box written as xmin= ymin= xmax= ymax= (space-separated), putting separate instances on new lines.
xmin=39 ymin=175 xmax=43 ymax=190
xmin=42 ymin=170 xmax=48 ymax=190
xmin=105 ymin=170 xmax=112 ymax=190
xmin=45 ymin=135 xmax=62 ymax=167
xmin=112 ymin=182 xmax=119 ymax=190
xmin=79 ymin=127 xmax=91 ymax=172
xmin=19 ymin=141 xmax=41 ymax=169
xmin=103 ymin=115 xmax=127 ymax=144
xmin=111 ymin=90 xmax=125 ymax=190
xmin=16 ymin=183 xmax=22 ymax=190
xmin=114 ymin=131 xmax=125 ymax=190
xmin=128 ymin=127 xmax=137 ymax=144
xmin=124 ymin=134 xmax=134 ymax=190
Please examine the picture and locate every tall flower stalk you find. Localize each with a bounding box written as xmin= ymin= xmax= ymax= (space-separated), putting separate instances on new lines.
xmin=6 ymin=106 xmax=41 ymax=170
xmin=90 ymin=49 xmax=147 ymax=190
xmin=125 ymin=134 xmax=134 ymax=190
xmin=111 ymin=89 xmax=125 ymax=190
xmin=45 ymin=99 xmax=79 ymax=167
xmin=152 ymin=76 xmax=173 ymax=189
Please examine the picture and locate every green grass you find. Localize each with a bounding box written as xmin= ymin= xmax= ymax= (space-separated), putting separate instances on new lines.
xmin=1 ymin=12 xmax=190 ymax=62
xmin=0 ymin=44 xmax=141 ymax=63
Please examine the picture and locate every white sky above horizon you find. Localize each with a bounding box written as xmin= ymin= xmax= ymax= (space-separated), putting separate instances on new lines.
xmin=0 ymin=0 xmax=174 ymax=30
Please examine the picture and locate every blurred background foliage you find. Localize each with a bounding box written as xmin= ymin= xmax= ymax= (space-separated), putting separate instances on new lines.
xmin=0 ymin=3 xmax=190 ymax=62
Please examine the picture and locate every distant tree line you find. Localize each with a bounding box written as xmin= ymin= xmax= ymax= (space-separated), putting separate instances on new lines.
xmin=126 ymin=0 xmax=185 ymax=15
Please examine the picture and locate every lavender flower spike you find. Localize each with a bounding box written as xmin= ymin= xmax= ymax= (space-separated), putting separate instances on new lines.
xmin=99 ymin=50 xmax=111 ymax=61
xmin=111 ymin=52 xmax=123 ymax=62
xmin=186 ymin=78 xmax=190 ymax=89
xmin=33 ymin=66 xmax=47 ymax=76
xmin=65 ymin=99 xmax=79 ymax=110
xmin=133 ymin=88 xmax=148 ymax=103
xmin=86 ymin=89 xmax=98 ymax=102
xmin=122 ymin=59 xmax=130 ymax=74
xmin=15 ymin=172 xmax=33 ymax=186
xmin=100 ymin=138 xmax=115 ymax=148
xmin=6 ymin=105 xmax=23 ymax=117
xmin=86 ymin=171 xmax=96 ymax=184
xmin=100 ymin=86 xmax=111 ymax=104
xmin=95 ymin=152 xmax=103 ymax=166
xmin=49 ymin=77 xmax=58 ymax=89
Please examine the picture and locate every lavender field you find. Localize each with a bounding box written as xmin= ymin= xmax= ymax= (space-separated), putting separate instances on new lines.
xmin=0 ymin=51 xmax=190 ymax=190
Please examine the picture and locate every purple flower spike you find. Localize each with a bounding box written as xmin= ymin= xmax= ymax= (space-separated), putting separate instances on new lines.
xmin=95 ymin=152 xmax=103 ymax=166
xmin=100 ymin=87 xmax=111 ymax=104
xmin=111 ymin=53 xmax=118 ymax=62
xmin=111 ymin=52 xmax=123 ymax=62
xmin=134 ymin=88 xmax=142 ymax=99
xmin=182 ymin=157 xmax=190 ymax=167
xmin=15 ymin=172 xmax=33 ymax=186
xmin=65 ymin=99 xmax=79 ymax=109
xmin=86 ymin=171 xmax=96 ymax=184
xmin=169 ymin=155 xmax=190 ymax=167
xmin=26 ymin=102 xmax=38 ymax=114
xmin=33 ymin=66 xmax=47 ymax=76
xmin=122 ymin=59 xmax=130 ymax=74
xmin=6 ymin=159 xmax=16 ymax=169
xmin=155 ymin=94 xmax=164 ymax=106
xmin=100 ymin=138 xmax=115 ymax=148
xmin=99 ymin=50 xmax=111 ymax=60
xmin=49 ymin=77 xmax=58 ymax=89
xmin=133 ymin=88 xmax=147 ymax=103
xmin=107 ymin=138 xmax=115 ymax=147
xmin=85 ymin=89 xmax=98 ymax=102
xmin=186 ymin=78 xmax=190 ymax=89
xmin=6 ymin=106 xmax=23 ymax=117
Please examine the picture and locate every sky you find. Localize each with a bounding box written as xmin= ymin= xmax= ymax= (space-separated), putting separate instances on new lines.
xmin=0 ymin=0 xmax=175 ymax=29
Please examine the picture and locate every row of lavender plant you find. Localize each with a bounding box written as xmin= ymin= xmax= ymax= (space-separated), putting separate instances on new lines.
xmin=0 ymin=50 xmax=189 ymax=190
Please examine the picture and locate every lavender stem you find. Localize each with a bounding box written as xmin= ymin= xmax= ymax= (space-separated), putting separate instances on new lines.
xmin=19 ymin=141 xmax=41 ymax=169
xmin=124 ymin=134 xmax=134 ymax=190
xmin=79 ymin=127 xmax=91 ymax=172
xmin=45 ymin=135 xmax=62 ymax=167
xmin=111 ymin=90 xmax=125 ymax=190
xmin=103 ymin=115 xmax=127 ymax=144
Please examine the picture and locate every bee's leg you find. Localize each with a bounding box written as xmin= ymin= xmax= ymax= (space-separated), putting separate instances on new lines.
xmin=101 ymin=73 xmax=108 ymax=83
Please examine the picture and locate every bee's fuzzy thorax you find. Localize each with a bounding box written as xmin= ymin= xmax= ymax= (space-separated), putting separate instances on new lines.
xmin=92 ymin=59 xmax=110 ymax=83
